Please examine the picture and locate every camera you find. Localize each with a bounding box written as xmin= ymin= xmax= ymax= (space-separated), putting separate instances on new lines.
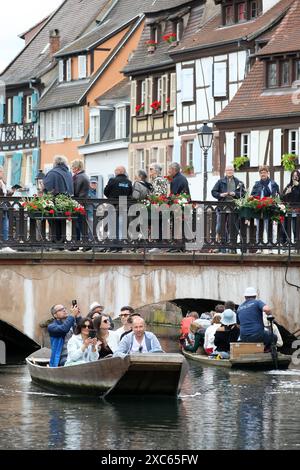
xmin=72 ymin=300 xmax=77 ymax=307
xmin=88 ymin=330 xmax=97 ymax=339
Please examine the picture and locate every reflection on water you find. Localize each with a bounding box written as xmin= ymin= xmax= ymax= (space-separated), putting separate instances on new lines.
xmin=1 ymin=328 xmax=300 ymax=450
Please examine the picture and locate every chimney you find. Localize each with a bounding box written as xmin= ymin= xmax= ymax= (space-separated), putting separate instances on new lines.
xmin=49 ymin=29 xmax=60 ymax=56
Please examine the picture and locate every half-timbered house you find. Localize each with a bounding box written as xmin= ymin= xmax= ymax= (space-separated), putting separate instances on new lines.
xmin=170 ymin=0 xmax=294 ymax=199
xmin=124 ymin=0 xmax=208 ymax=180
xmin=214 ymin=0 xmax=300 ymax=192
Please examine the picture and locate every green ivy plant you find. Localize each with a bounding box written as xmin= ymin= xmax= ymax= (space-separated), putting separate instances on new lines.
xmin=281 ymin=153 xmax=298 ymax=172
xmin=233 ymin=156 xmax=250 ymax=171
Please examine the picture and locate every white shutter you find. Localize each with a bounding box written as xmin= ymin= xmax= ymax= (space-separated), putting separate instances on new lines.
xmin=148 ymin=77 xmax=153 ymax=114
xmin=170 ymin=73 xmax=176 ymax=110
xmin=144 ymin=79 xmax=149 ymax=115
xmin=162 ymin=74 xmax=169 ymax=112
xmin=54 ymin=111 xmax=60 ymax=140
xmin=158 ymin=147 xmax=166 ymax=176
xmin=78 ymin=56 xmax=87 ymax=79
xmin=40 ymin=112 xmax=45 ymax=141
xmin=273 ymin=129 xmax=282 ymax=166
xmin=66 ymin=108 xmax=72 ymax=138
xmin=157 ymin=78 xmax=162 ymax=103
xmin=79 ymin=107 xmax=84 ymax=137
xmin=72 ymin=108 xmax=78 ymax=138
xmin=213 ymin=62 xmax=227 ymax=97
xmin=181 ymin=68 xmax=194 ymax=102
xmin=129 ymin=150 xmax=135 ymax=180
xmin=66 ymin=58 xmax=72 ymax=82
xmin=59 ymin=60 xmax=64 ymax=82
xmin=131 ymin=80 xmax=137 ymax=116
xmin=60 ymin=109 xmax=67 ymax=139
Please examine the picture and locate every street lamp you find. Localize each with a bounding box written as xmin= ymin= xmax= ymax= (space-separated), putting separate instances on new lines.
xmin=35 ymin=169 xmax=45 ymax=194
xmin=197 ymin=122 xmax=213 ymax=201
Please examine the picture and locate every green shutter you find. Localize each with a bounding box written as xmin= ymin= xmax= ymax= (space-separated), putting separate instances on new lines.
xmin=11 ymin=152 xmax=23 ymax=186
xmin=31 ymin=149 xmax=40 ymax=185
xmin=13 ymin=93 xmax=23 ymax=124
xmin=31 ymin=92 xmax=39 ymax=122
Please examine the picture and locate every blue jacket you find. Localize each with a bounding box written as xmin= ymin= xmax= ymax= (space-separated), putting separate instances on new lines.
xmin=212 ymin=176 xmax=246 ymax=201
xmin=251 ymin=179 xmax=279 ymax=198
xmin=170 ymin=173 xmax=190 ymax=196
xmin=48 ymin=316 xmax=76 ymax=367
xmin=43 ymin=164 xmax=74 ymax=196
xmin=114 ymin=331 xmax=164 ymax=357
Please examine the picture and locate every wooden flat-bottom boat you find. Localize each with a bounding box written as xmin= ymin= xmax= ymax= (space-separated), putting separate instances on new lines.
xmin=182 ymin=350 xmax=291 ymax=370
xmin=26 ymin=348 xmax=188 ymax=397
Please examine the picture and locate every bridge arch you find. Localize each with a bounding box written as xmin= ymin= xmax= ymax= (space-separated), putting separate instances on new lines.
xmin=0 ymin=320 xmax=39 ymax=364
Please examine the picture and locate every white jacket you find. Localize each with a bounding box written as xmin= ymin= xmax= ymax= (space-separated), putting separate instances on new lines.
xmin=204 ymin=324 xmax=220 ymax=351
xmin=65 ymin=334 xmax=99 ymax=366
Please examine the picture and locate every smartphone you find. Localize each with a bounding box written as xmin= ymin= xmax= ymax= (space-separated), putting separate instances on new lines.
xmin=72 ymin=300 xmax=77 ymax=307
xmin=88 ymin=330 xmax=97 ymax=339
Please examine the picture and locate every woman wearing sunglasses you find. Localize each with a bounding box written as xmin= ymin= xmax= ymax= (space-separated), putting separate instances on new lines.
xmin=64 ymin=318 xmax=99 ymax=366
xmin=93 ymin=315 xmax=119 ymax=359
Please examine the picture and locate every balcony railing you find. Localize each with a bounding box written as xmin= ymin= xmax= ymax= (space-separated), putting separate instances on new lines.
xmin=0 ymin=197 xmax=299 ymax=254
xmin=0 ymin=123 xmax=38 ymax=150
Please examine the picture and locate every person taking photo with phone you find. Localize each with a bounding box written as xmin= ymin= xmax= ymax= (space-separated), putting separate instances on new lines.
xmin=48 ymin=303 xmax=81 ymax=367
xmin=64 ymin=318 xmax=99 ymax=366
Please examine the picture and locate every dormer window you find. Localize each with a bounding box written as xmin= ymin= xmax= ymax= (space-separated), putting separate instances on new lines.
xmin=223 ymin=0 xmax=262 ymax=25
xmin=150 ymin=25 xmax=160 ymax=44
xmin=266 ymin=59 xmax=294 ymax=89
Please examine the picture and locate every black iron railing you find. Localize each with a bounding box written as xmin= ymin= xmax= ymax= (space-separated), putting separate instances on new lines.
xmin=0 ymin=197 xmax=299 ymax=253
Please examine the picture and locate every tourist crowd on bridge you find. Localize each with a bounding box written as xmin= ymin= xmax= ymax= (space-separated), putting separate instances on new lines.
xmin=1 ymin=154 xmax=300 ymax=253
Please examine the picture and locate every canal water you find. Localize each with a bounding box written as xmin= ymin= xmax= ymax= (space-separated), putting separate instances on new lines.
xmin=0 ymin=326 xmax=300 ymax=450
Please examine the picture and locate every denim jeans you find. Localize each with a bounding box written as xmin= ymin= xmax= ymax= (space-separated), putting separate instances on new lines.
xmin=2 ymin=214 xmax=9 ymax=241
xmin=240 ymin=330 xmax=277 ymax=348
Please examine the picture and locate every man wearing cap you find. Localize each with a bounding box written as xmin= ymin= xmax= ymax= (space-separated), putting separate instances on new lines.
xmin=237 ymin=287 xmax=276 ymax=348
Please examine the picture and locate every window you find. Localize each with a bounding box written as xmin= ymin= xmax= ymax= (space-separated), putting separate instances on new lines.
xmin=90 ymin=110 xmax=100 ymax=144
xmin=137 ymin=149 xmax=145 ymax=170
xmin=72 ymin=107 xmax=84 ymax=138
xmin=116 ymin=106 xmax=126 ymax=139
xmin=181 ymin=68 xmax=194 ymax=102
xmin=78 ymin=55 xmax=87 ymax=79
xmin=213 ymin=61 xmax=228 ymax=98
xmin=250 ymin=1 xmax=258 ymax=18
xmin=225 ymin=5 xmax=234 ymax=25
xmin=241 ymin=133 xmax=250 ymax=157
xmin=288 ymin=130 xmax=298 ymax=155
xmin=45 ymin=107 xmax=84 ymax=141
xmin=295 ymin=60 xmax=300 ymax=82
xmin=237 ymin=3 xmax=247 ymax=22
xmin=187 ymin=141 xmax=194 ymax=167
xmin=26 ymin=96 xmax=32 ymax=123
xmin=267 ymin=62 xmax=277 ymax=87
xmin=281 ymin=61 xmax=290 ymax=86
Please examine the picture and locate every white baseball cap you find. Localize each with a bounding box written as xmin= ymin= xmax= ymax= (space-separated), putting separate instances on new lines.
xmin=244 ymin=287 xmax=258 ymax=297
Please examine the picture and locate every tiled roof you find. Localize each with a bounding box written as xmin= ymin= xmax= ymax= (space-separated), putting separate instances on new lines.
xmin=144 ymin=0 xmax=195 ymax=13
xmin=256 ymin=0 xmax=300 ymax=56
xmin=123 ymin=2 xmax=205 ymax=75
xmin=213 ymin=60 xmax=300 ymax=122
xmin=97 ymin=78 xmax=130 ymax=103
xmin=56 ymin=0 xmax=153 ymax=57
xmin=0 ymin=0 xmax=112 ymax=86
xmin=36 ymin=80 xmax=91 ymax=110
xmin=173 ymin=0 xmax=294 ymax=54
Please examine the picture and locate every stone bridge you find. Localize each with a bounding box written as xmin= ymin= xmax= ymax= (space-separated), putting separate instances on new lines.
xmin=0 ymin=252 xmax=300 ymax=354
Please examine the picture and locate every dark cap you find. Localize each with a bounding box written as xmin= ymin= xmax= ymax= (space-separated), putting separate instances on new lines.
xmin=11 ymin=184 xmax=23 ymax=190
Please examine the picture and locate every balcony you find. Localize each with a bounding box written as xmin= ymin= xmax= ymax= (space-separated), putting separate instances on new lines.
xmin=0 ymin=198 xmax=299 ymax=255
xmin=0 ymin=123 xmax=38 ymax=151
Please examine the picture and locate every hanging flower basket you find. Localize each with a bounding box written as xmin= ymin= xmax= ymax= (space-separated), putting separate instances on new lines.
xmin=162 ymin=33 xmax=177 ymax=45
xmin=145 ymin=40 xmax=157 ymax=53
xmin=150 ymin=100 xmax=161 ymax=112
